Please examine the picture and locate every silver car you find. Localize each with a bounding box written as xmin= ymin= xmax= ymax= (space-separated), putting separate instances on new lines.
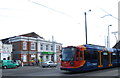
xmin=42 ymin=61 xmax=57 ymax=68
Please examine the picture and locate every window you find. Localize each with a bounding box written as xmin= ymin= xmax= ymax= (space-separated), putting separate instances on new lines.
xmin=46 ymin=56 xmax=48 ymax=60
xmin=102 ymin=52 xmax=109 ymax=60
xmin=56 ymin=45 xmax=59 ymax=51
xmin=103 ymin=52 xmax=108 ymax=55
xmin=41 ymin=44 xmax=43 ymax=50
xmin=91 ymin=51 xmax=98 ymax=60
xmin=76 ymin=52 xmax=79 ymax=61
xmin=84 ymin=50 xmax=91 ymax=60
xmin=22 ymin=55 xmax=27 ymax=62
xmin=31 ymin=42 xmax=36 ymax=50
xmin=46 ymin=45 xmax=48 ymax=50
xmin=112 ymin=53 xmax=117 ymax=60
xmin=51 ymin=45 xmax=53 ymax=51
xmin=23 ymin=42 xmax=27 ymax=50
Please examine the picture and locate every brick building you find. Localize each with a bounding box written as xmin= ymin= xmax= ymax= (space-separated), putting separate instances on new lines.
xmin=2 ymin=32 xmax=62 ymax=65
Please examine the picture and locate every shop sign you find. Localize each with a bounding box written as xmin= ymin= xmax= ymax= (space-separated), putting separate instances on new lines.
xmin=42 ymin=52 xmax=55 ymax=54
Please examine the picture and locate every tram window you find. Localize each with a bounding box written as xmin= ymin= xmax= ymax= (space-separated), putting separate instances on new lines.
xmin=76 ymin=51 xmax=82 ymax=61
xmin=80 ymin=51 xmax=82 ymax=60
xmin=102 ymin=52 xmax=109 ymax=60
xmin=112 ymin=53 xmax=117 ymax=60
xmin=112 ymin=53 xmax=116 ymax=55
xmin=84 ymin=50 xmax=90 ymax=60
xmin=76 ymin=52 xmax=79 ymax=61
xmin=103 ymin=52 xmax=108 ymax=55
xmin=91 ymin=51 xmax=98 ymax=60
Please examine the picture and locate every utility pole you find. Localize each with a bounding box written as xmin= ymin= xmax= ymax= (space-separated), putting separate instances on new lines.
xmin=84 ymin=10 xmax=91 ymax=44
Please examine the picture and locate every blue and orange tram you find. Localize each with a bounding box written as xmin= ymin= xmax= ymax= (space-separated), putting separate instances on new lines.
xmin=60 ymin=44 xmax=120 ymax=72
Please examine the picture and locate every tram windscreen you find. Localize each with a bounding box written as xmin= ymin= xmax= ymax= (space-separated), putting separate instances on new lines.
xmin=61 ymin=47 xmax=76 ymax=61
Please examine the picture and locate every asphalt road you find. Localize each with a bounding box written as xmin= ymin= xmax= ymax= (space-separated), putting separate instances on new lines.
xmin=1 ymin=66 xmax=120 ymax=77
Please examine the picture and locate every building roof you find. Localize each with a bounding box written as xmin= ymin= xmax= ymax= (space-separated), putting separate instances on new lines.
xmin=19 ymin=32 xmax=44 ymax=39
xmin=1 ymin=32 xmax=44 ymax=44
xmin=113 ymin=41 xmax=120 ymax=49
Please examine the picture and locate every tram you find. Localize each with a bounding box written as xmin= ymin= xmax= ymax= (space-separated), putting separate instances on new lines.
xmin=60 ymin=44 xmax=120 ymax=72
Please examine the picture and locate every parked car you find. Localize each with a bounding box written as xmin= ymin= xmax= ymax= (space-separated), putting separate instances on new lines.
xmin=0 ymin=61 xmax=2 ymax=69
xmin=42 ymin=61 xmax=57 ymax=68
xmin=0 ymin=60 xmax=20 ymax=69
xmin=13 ymin=60 xmax=21 ymax=66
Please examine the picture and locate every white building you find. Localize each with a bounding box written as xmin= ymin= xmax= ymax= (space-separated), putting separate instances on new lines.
xmin=0 ymin=40 xmax=12 ymax=60
xmin=37 ymin=40 xmax=62 ymax=62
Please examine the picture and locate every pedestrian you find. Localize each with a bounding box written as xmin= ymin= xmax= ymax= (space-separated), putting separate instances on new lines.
xmin=21 ymin=62 xmax=24 ymax=67
xmin=36 ymin=60 xmax=39 ymax=66
xmin=31 ymin=60 xmax=35 ymax=66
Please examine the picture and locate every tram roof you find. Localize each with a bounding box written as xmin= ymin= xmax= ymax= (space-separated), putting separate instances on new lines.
xmin=106 ymin=48 xmax=114 ymax=52
xmin=83 ymin=44 xmax=105 ymax=51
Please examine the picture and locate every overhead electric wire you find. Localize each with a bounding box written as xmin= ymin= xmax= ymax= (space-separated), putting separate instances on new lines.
xmin=28 ymin=0 xmax=71 ymax=17
xmin=100 ymin=8 xmax=120 ymax=21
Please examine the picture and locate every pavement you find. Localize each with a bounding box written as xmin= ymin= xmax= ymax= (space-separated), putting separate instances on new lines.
xmin=0 ymin=69 xmax=2 ymax=78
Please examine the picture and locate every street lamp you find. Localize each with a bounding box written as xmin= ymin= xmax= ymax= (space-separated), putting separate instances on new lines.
xmin=112 ymin=31 xmax=118 ymax=43
xmin=107 ymin=24 xmax=112 ymax=48
xmin=84 ymin=10 xmax=91 ymax=44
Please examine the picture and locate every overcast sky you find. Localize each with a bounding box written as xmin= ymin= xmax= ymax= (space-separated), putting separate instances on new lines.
xmin=0 ymin=0 xmax=119 ymax=47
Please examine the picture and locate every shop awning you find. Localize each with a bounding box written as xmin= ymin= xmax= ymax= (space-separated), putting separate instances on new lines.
xmin=42 ymin=52 xmax=55 ymax=54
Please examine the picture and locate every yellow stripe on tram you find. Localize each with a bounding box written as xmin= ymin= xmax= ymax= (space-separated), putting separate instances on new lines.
xmin=98 ymin=51 xmax=103 ymax=67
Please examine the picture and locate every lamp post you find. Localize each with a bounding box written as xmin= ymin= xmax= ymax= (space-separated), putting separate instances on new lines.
xmin=84 ymin=10 xmax=91 ymax=44
xmin=112 ymin=31 xmax=118 ymax=43
xmin=107 ymin=25 xmax=112 ymax=48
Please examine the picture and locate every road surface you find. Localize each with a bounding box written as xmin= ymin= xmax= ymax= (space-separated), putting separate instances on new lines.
xmin=1 ymin=66 xmax=119 ymax=78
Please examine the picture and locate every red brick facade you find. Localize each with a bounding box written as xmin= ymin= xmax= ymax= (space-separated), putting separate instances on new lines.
xmin=2 ymin=32 xmax=62 ymax=65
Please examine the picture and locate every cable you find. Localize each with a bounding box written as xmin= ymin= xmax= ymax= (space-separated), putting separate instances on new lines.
xmin=100 ymin=8 xmax=120 ymax=21
xmin=28 ymin=0 xmax=71 ymax=17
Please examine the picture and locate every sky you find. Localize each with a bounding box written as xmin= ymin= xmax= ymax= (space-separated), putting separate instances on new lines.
xmin=0 ymin=0 xmax=119 ymax=47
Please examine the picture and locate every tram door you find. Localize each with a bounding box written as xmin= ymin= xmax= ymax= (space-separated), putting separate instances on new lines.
xmin=102 ymin=52 xmax=109 ymax=67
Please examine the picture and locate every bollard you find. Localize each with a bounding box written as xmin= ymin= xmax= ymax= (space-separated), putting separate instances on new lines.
xmin=21 ymin=62 xmax=24 ymax=67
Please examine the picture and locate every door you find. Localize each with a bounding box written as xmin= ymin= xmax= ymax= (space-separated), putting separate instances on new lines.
xmin=102 ymin=52 xmax=109 ymax=67
xmin=7 ymin=61 xmax=14 ymax=68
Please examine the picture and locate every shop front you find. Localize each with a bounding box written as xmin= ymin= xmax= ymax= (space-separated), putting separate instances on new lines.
xmin=40 ymin=52 xmax=55 ymax=62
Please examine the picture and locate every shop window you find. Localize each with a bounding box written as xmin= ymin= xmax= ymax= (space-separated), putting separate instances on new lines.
xmin=22 ymin=55 xmax=27 ymax=62
xmin=3 ymin=58 xmax=6 ymax=60
xmin=7 ymin=56 xmax=10 ymax=60
xmin=46 ymin=56 xmax=48 ymax=61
